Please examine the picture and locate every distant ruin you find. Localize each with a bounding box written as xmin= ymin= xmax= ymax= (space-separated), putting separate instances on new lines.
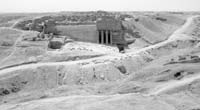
xmin=14 ymin=13 xmax=128 ymax=46
xmin=96 ymin=16 xmax=126 ymax=45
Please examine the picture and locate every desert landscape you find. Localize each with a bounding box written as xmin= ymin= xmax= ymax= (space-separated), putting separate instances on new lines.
xmin=0 ymin=11 xmax=200 ymax=110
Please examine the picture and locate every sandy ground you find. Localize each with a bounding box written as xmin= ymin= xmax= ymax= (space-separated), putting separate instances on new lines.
xmin=0 ymin=13 xmax=200 ymax=110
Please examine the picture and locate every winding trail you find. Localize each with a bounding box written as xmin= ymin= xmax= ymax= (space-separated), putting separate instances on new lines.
xmin=147 ymin=15 xmax=200 ymax=95
xmin=0 ymin=54 xmax=117 ymax=76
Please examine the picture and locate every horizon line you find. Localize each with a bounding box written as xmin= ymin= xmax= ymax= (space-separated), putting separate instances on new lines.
xmin=0 ymin=10 xmax=199 ymax=14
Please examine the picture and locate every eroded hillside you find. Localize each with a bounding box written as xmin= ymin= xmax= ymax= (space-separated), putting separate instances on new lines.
xmin=0 ymin=12 xmax=200 ymax=110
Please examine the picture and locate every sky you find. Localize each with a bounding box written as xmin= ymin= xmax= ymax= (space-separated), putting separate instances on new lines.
xmin=0 ymin=0 xmax=200 ymax=13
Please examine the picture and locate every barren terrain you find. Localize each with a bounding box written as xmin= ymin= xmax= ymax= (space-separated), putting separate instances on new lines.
xmin=0 ymin=12 xmax=200 ymax=110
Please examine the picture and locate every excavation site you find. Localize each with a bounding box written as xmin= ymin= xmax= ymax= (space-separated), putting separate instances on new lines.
xmin=0 ymin=10 xmax=200 ymax=110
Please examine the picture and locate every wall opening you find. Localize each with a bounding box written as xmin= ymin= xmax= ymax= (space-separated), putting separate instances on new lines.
xmin=99 ymin=30 xmax=102 ymax=43
xmin=98 ymin=30 xmax=112 ymax=45
xmin=108 ymin=30 xmax=111 ymax=44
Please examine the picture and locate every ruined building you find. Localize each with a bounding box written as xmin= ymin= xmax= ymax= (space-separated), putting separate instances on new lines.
xmin=96 ymin=16 xmax=126 ymax=45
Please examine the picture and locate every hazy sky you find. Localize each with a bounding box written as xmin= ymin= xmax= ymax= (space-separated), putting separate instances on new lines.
xmin=0 ymin=0 xmax=200 ymax=13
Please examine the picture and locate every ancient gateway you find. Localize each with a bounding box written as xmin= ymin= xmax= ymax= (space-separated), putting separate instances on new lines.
xmin=96 ymin=17 xmax=126 ymax=45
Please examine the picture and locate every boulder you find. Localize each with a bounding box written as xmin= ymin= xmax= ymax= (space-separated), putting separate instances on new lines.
xmin=48 ymin=37 xmax=64 ymax=49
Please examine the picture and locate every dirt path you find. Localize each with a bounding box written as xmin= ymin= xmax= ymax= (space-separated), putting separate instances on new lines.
xmin=147 ymin=16 xmax=200 ymax=95
xmin=0 ymin=54 xmax=117 ymax=76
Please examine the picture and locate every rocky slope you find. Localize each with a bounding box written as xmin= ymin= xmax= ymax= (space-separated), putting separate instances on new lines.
xmin=0 ymin=13 xmax=200 ymax=110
